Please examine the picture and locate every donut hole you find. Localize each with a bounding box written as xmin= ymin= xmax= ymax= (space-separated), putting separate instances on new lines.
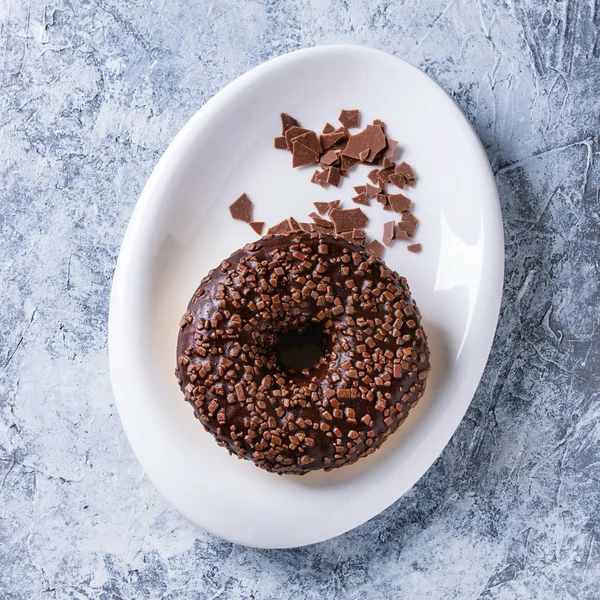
xmin=277 ymin=321 xmax=326 ymax=373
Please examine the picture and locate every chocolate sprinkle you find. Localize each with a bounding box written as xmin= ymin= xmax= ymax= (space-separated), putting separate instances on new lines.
xmin=176 ymin=231 xmax=430 ymax=474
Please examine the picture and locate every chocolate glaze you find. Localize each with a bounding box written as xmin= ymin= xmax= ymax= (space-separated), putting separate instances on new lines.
xmin=176 ymin=231 xmax=430 ymax=475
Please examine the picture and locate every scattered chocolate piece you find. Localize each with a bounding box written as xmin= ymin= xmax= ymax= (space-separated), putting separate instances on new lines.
xmin=320 ymin=150 xmax=339 ymax=166
xmin=395 ymin=162 xmax=416 ymax=185
xmin=284 ymin=126 xmax=310 ymax=150
xmin=311 ymin=169 xmax=328 ymax=187
xmin=352 ymin=193 xmax=370 ymax=206
xmin=367 ymin=169 xmax=380 ymax=184
xmin=384 ymin=139 xmax=398 ymax=158
xmin=338 ymin=109 xmax=360 ymax=129
xmin=329 ymin=208 xmax=369 ymax=233
xmin=382 ymin=157 xmax=395 ymax=169
xmin=359 ymin=149 xmax=370 ymax=162
xmin=354 ymin=185 xmax=367 ymax=195
xmin=376 ymin=193 xmax=387 ymax=205
xmin=365 ymin=184 xmax=380 ymax=198
xmin=382 ymin=221 xmax=395 ymax=246
xmin=326 ymin=166 xmax=341 ymax=187
xmin=342 ymin=124 xmax=386 ymax=162
xmin=267 ymin=219 xmax=292 ymax=235
xmin=309 ymin=213 xmax=334 ymax=228
xmin=373 ymin=119 xmax=386 ymax=130
xmin=378 ymin=167 xmax=394 ymax=185
xmin=299 ymin=222 xmax=312 ymax=232
xmin=249 ymin=221 xmax=264 ymax=235
xmin=407 ymin=243 xmax=422 ymax=253
xmin=288 ymin=216 xmax=301 ymax=231
xmin=321 ymin=131 xmax=346 ymax=151
xmin=340 ymin=155 xmax=359 ymax=173
xmin=388 ymin=193 xmax=411 ymax=213
xmin=394 ymin=225 xmax=410 ymax=241
xmin=314 ymin=202 xmax=330 ymax=215
xmin=281 ymin=113 xmax=300 ymax=134
xmin=293 ymin=130 xmax=322 ymax=155
xmin=327 ymin=199 xmax=341 ymax=212
xmin=229 ymin=193 xmax=253 ymax=223
xmin=352 ymin=228 xmax=366 ymax=240
xmin=397 ymin=212 xmax=419 ymax=237
xmin=383 ymin=203 xmax=393 ymax=211
xmin=274 ymin=136 xmax=287 ymax=150
xmin=389 ymin=172 xmax=406 ymax=189
xmin=366 ymin=239 xmax=385 ymax=258
xmin=322 ymin=122 xmax=335 ymax=134
xmin=292 ymin=141 xmax=319 ymax=168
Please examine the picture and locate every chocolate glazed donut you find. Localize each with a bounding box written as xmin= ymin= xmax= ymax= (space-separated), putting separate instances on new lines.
xmin=176 ymin=231 xmax=430 ymax=475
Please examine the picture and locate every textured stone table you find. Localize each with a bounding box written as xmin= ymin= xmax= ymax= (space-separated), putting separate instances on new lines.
xmin=1 ymin=0 xmax=599 ymax=598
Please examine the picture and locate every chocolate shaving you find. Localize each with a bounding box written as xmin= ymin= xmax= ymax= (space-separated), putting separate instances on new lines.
xmin=229 ymin=193 xmax=253 ymax=223
xmin=366 ymin=239 xmax=385 ymax=258
xmin=389 ymin=173 xmax=406 ymax=189
xmin=314 ymin=201 xmax=330 ymax=215
xmin=320 ymin=131 xmax=346 ymax=151
xmin=281 ymin=113 xmax=300 ymax=134
xmin=292 ymin=141 xmax=319 ymax=167
xmin=352 ymin=193 xmax=370 ymax=206
xmin=382 ymin=221 xmax=395 ymax=246
xmin=342 ymin=124 xmax=386 ymax=162
xmin=407 ymin=243 xmax=422 ymax=253
xmin=388 ymin=193 xmax=411 ymax=213
xmin=249 ymin=221 xmax=264 ymax=235
xmin=326 ymin=166 xmax=341 ymax=187
xmin=338 ymin=109 xmax=360 ymax=129
xmin=284 ymin=126 xmax=310 ymax=150
xmin=320 ymin=150 xmax=339 ymax=166
xmin=384 ymin=139 xmax=398 ymax=158
xmin=293 ymin=130 xmax=322 ymax=154
xmin=274 ymin=136 xmax=287 ymax=150
xmin=367 ymin=169 xmax=380 ymax=184
xmin=329 ymin=208 xmax=369 ymax=233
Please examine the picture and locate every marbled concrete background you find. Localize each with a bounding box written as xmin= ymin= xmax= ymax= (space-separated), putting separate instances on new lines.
xmin=1 ymin=0 xmax=599 ymax=598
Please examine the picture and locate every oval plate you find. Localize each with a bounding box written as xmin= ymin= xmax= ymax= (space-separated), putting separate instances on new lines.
xmin=109 ymin=45 xmax=504 ymax=548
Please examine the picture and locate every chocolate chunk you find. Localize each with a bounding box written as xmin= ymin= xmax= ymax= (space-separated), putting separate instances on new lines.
xmin=229 ymin=193 xmax=253 ymax=223
xmin=366 ymin=239 xmax=385 ymax=258
xmin=384 ymin=139 xmax=398 ymax=158
xmin=314 ymin=202 xmax=330 ymax=215
xmin=320 ymin=131 xmax=346 ymax=151
xmin=342 ymin=124 xmax=386 ymax=162
xmin=367 ymin=169 xmax=380 ymax=184
xmin=382 ymin=157 xmax=395 ymax=169
xmin=292 ymin=141 xmax=319 ymax=168
xmin=359 ymin=149 xmax=369 ymax=162
xmin=397 ymin=212 xmax=419 ymax=237
xmin=249 ymin=221 xmax=264 ymax=235
xmin=340 ymin=231 xmax=355 ymax=243
xmin=320 ymin=150 xmax=339 ymax=166
xmin=284 ymin=126 xmax=310 ymax=150
xmin=281 ymin=113 xmax=300 ymax=134
xmin=395 ymin=162 xmax=416 ymax=184
xmin=274 ymin=136 xmax=287 ymax=149
xmin=352 ymin=193 xmax=370 ymax=206
xmin=326 ymin=166 xmax=341 ymax=187
xmin=311 ymin=169 xmax=328 ymax=187
xmin=340 ymin=156 xmax=358 ymax=172
xmin=388 ymin=193 xmax=411 ymax=213
xmin=329 ymin=208 xmax=369 ymax=233
xmin=288 ymin=216 xmax=301 ymax=231
xmin=299 ymin=222 xmax=312 ymax=232
xmin=383 ymin=203 xmax=393 ymax=211
xmin=389 ymin=173 xmax=406 ymax=189
xmin=267 ymin=219 xmax=292 ymax=235
xmin=322 ymin=122 xmax=335 ymax=134
xmin=376 ymin=193 xmax=387 ymax=205
xmin=293 ymin=130 xmax=322 ymax=154
xmin=394 ymin=225 xmax=410 ymax=241
xmin=352 ymin=228 xmax=366 ymax=239
xmin=354 ymin=185 xmax=367 ymax=195
xmin=338 ymin=109 xmax=360 ymax=129
xmin=407 ymin=243 xmax=422 ymax=253
xmin=382 ymin=221 xmax=395 ymax=246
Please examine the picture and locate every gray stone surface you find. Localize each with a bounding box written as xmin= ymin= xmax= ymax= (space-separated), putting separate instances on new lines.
xmin=1 ymin=0 xmax=599 ymax=597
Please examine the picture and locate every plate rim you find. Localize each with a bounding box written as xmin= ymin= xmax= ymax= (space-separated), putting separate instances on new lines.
xmin=109 ymin=44 xmax=505 ymax=548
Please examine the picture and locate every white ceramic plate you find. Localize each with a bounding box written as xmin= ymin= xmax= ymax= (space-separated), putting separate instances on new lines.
xmin=109 ymin=45 xmax=503 ymax=549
